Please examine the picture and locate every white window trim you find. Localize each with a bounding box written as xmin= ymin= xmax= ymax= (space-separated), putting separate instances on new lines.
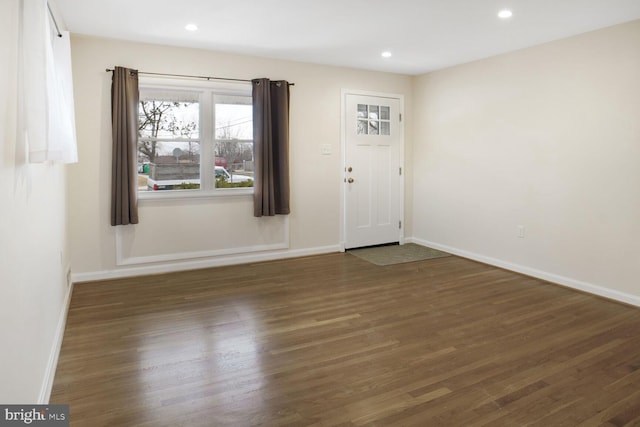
xmin=137 ymin=76 xmax=254 ymax=202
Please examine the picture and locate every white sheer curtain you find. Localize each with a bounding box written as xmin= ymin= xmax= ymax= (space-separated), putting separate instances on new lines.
xmin=20 ymin=0 xmax=78 ymax=164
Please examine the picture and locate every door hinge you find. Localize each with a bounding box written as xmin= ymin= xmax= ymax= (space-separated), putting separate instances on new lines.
xmin=399 ymin=167 xmax=402 ymax=176
xmin=399 ymin=220 xmax=402 ymax=229
xmin=399 ymin=113 xmax=403 ymax=122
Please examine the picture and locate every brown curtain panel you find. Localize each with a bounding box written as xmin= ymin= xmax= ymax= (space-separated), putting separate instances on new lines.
xmin=110 ymin=66 xmax=140 ymax=225
xmin=252 ymin=78 xmax=291 ymax=217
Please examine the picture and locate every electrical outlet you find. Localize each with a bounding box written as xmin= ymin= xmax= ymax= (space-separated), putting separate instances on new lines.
xmin=517 ymin=225 xmax=525 ymax=238
xmin=321 ymin=144 xmax=332 ymax=155
xmin=66 ymin=268 xmax=72 ymax=287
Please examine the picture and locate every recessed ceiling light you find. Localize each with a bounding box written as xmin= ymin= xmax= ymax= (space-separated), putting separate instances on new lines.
xmin=185 ymin=23 xmax=198 ymax=31
xmin=381 ymin=51 xmax=392 ymax=58
xmin=498 ymin=9 xmax=513 ymax=19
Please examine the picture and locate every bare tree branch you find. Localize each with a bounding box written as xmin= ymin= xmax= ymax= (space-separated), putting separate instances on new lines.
xmin=137 ymin=100 xmax=198 ymax=163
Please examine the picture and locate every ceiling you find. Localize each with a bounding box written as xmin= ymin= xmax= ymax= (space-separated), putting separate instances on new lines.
xmin=52 ymin=0 xmax=640 ymax=75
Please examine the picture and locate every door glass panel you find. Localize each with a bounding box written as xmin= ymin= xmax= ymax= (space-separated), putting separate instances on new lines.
xmin=380 ymin=106 xmax=390 ymax=120
xmin=369 ymin=120 xmax=379 ymax=135
xmin=356 ymin=104 xmax=391 ymax=136
xmin=369 ymin=105 xmax=379 ymax=120
xmin=357 ymin=120 xmax=368 ymax=135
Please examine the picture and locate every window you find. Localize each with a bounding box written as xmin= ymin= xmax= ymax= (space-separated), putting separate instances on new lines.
xmin=138 ymin=90 xmax=201 ymax=191
xmin=137 ymin=80 xmax=253 ymax=196
xmin=357 ymin=103 xmax=391 ymax=136
xmin=214 ymin=95 xmax=254 ymax=189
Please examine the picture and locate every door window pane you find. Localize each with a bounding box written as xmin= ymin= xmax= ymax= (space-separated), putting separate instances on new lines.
xmin=369 ymin=120 xmax=379 ymax=135
xmin=380 ymin=121 xmax=390 ymax=135
xmin=357 ymin=120 xmax=368 ymax=135
xmin=368 ymin=105 xmax=379 ymax=120
xmin=357 ymin=104 xmax=368 ymax=118
xmin=380 ymin=106 xmax=390 ymax=120
xmin=356 ymin=103 xmax=391 ymax=137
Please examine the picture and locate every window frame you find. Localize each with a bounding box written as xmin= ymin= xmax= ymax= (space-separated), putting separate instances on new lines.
xmin=137 ymin=76 xmax=254 ymax=201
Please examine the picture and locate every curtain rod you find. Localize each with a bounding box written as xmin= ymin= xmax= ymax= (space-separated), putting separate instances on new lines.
xmin=47 ymin=2 xmax=63 ymax=38
xmin=105 ymin=69 xmax=295 ymax=86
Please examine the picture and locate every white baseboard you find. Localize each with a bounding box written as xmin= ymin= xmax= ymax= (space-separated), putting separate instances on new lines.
xmin=71 ymin=245 xmax=342 ymax=283
xmin=409 ymin=237 xmax=640 ymax=308
xmin=115 ymin=217 xmax=290 ymax=266
xmin=38 ymin=280 xmax=74 ymax=404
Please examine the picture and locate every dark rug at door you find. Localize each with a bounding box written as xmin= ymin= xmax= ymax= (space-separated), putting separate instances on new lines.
xmin=348 ymin=243 xmax=451 ymax=266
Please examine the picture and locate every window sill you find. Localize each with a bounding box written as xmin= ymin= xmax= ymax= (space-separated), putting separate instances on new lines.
xmin=138 ymin=188 xmax=253 ymax=203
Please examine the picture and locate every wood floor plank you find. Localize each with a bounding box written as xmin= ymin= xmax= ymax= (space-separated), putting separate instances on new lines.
xmin=50 ymin=253 xmax=640 ymax=426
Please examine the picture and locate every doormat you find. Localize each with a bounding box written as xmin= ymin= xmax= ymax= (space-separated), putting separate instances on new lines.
xmin=348 ymin=243 xmax=451 ymax=266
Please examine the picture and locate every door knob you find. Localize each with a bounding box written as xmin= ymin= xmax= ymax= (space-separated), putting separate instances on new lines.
xmin=348 ymin=178 xmax=354 ymax=183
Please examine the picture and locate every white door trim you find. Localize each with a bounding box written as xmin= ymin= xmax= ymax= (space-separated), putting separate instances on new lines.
xmin=340 ymin=89 xmax=405 ymax=251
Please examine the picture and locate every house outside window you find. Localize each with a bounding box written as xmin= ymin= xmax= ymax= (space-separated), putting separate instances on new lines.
xmin=137 ymin=79 xmax=253 ymax=197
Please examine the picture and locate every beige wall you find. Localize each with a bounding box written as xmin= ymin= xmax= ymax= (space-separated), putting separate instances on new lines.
xmin=68 ymin=36 xmax=413 ymax=279
xmin=412 ymin=20 xmax=640 ymax=302
xmin=0 ymin=0 xmax=71 ymax=402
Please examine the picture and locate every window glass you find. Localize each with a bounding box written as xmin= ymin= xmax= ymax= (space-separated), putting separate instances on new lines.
xmin=356 ymin=103 xmax=391 ymax=137
xmin=137 ymin=85 xmax=253 ymax=195
xmin=214 ymin=95 xmax=254 ymax=189
xmin=138 ymin=99 xmax=200 ymax=191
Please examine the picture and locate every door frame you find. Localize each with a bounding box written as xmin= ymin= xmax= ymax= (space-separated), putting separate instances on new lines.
xmin=340 ymin=89 xmax=405 ymax=251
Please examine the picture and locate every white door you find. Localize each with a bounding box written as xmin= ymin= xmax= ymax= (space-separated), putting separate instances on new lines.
xmin=344 ymin=93 xmax=402 ymax=249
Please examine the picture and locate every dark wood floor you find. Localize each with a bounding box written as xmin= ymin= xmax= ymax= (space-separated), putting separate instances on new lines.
xmin=51 ymin=253 xmax=640 ymax=426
